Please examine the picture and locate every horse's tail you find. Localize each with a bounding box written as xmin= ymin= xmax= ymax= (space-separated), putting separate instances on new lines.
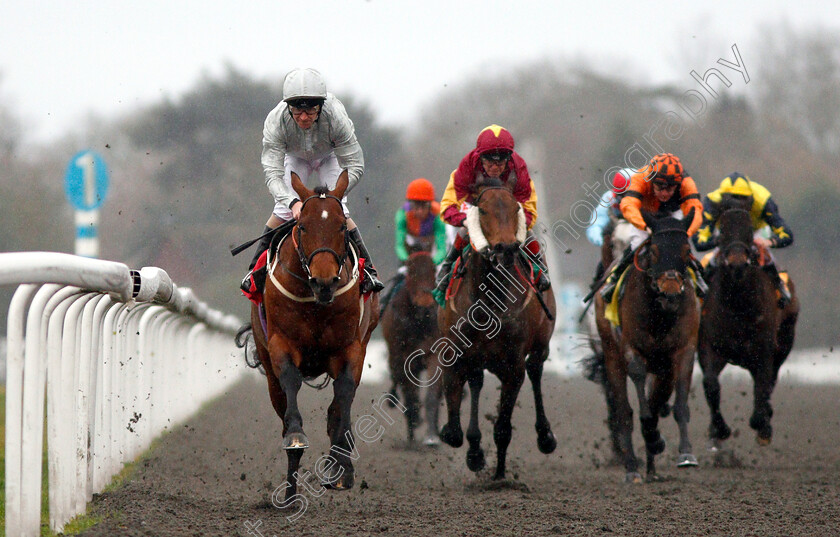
xmin=234 ymin=323 xmax=263 ymax=370
xmin=580 ymin=346 xmax=607 ymax=388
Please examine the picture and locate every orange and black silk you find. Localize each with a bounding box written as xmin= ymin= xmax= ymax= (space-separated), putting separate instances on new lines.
xmin=620 ymin=171 xmax=704 ymax=236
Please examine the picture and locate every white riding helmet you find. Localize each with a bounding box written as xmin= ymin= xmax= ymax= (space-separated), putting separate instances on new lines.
xmin=283 ymin=68 xmax=327 ymax=103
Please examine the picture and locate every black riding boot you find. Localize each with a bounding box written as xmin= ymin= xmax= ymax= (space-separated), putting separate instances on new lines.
xmin=763 ymin=262 xmax=791 ymax=308
xmin=349 ymin=228 xmax=385 ymax=294
xmin=240 ymin=225 xmax=274 ymax=294
xmin=599 ymin=245 xmax=635 ymax=302
xmin=435 ymin=242 xmax=462 ymax=296
xmin=525 ymin=248 xmax=551 ymax=292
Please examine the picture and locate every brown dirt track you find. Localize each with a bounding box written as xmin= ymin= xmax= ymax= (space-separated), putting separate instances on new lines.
xmin=78 ymin=369 xmax=840 ymax=537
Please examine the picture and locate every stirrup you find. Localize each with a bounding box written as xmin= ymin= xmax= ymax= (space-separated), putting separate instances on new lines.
xmin=361 ymin=270 xmax=385 ymax=294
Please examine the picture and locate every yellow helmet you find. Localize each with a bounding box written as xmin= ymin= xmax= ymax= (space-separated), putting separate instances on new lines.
xmin=720 ymin=173 xmax=753 ymax=197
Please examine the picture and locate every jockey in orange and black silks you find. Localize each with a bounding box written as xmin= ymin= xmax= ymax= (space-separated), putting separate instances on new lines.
xmin=435 ymin=124 xmax=549 ymax=301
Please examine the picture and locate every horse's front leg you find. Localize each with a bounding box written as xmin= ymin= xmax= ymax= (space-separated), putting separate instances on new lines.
xmin=605 ymin=347 xmax=640 ymax=482
xmin=493 ymin=366 xmax=525 ymax=480
xmin=627 ymin=354 xmax=666 ymax=464
xmin=270 ymin=338 xmax=308 ymax=450
xmin=526 ymin=352 xmax=557 ymax=454
xmin=644 ymin=371 xmax=674 ymax=481
xmin=423 ymin=378 xmax=442 ymax=447
xmin=749 ymin=348 xmax=776 ymax=445
xmin=699 ymin=339 xmax=731 ymax=447
xmin=465 ymin=368 xmax=486 ymax=473
xmin=269 ymin=338 xmax=308 ymax=501
xmin=324 ymin=361 xmax=358 ymax=490
xmin=439 ymin=366 xmax=466 ymax=448
xmin=672 ymin=345 xmax=698 ymax=468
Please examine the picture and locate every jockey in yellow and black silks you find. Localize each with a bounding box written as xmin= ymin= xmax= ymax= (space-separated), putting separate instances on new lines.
xmin=693 ymin=173 xmax=793 ymax=306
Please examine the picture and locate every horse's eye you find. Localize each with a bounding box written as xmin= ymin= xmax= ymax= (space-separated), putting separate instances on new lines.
xmin=478 ymin=207 xmax=486 ymax=216
xmin=298 ymin=224 xmax=306 ymax=233
xmin=340 ymin=223 xmax=347 ymax=232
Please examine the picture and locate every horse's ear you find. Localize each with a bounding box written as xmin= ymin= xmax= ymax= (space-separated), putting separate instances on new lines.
xmin=683 ymin=208 xmax=696 ymax=232
xmin=332 ymin=169 xmax=349 ymax=199
xmin=290 ymin=172 xmax=312 ymax=200
xmin=641 ymin=210 xmax=657 ymax=231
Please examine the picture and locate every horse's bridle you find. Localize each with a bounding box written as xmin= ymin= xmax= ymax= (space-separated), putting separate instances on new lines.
xmin=289 ymin=192 xmax=351 ymax=283
xmin=718 ymin=208 xmax=757 ymax=267
xmin=638 ymin=229 xmax=690 ymax=296
xmin=473 ymin=185 xmax=509 ymax=207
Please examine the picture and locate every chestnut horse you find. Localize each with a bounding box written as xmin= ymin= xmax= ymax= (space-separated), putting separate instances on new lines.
xmin=438 ymin=181 xmax=557 ymax=480
xmin=250 ymin=170 xmax=379 ymax=500
xmin=698 ymin=200 xmax=799 ymax=447
xmin=381 ymin=251 xmax=443 ymax=446
xmin=594 ymin=210 xmax=699 ymax=482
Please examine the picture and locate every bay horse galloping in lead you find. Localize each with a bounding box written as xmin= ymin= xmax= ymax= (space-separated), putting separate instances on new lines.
xmin=594 ymin=210 xmax=699 ymax=482
xmin=250 ymin=170 xmax=379 ymax=500
xmin=698 ymin=199 xmax=799 ymax=447
xmin=438 ymin=181 xmax=557 ymax=480
xmin=381 ymin=250 xmax=443 ymax=446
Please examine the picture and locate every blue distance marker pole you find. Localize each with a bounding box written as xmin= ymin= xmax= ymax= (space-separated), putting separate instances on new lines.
xmin=65 ymin=151 xmax=109 ymax=258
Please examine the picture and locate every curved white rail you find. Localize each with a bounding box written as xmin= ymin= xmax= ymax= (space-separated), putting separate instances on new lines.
xmin=2 ymin=252 xmax=245 ymax=536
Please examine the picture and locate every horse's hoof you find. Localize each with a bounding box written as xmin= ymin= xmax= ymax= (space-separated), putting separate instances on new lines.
xmin=645 ymin=473 xmax=665 ymax=483
xmin=756 ymin=434 xmax=772 ymax=446
xmin=282 ymin=432 xmax=309 ymax=450
xmin=466 ymin=448 xmax=486 ymax=472
xmin=676 ymin=453 xmax=698 ymax=467
xmin=323 ymin=470 xmax=354 ymax=491
xmin=537 ymin=430 xmax=557 ymax=454
xmin=439 ymin=423 xmax=463 ymax=447
xmin=624 ymin=472 xmax=643 ymax=484
xmin=647 ymin=437 xmax=666 ymax=456
xmin=707 ymin=438 xmax=724 ymax=452
xmin=422 ymin=434 xmax=441 ymax=447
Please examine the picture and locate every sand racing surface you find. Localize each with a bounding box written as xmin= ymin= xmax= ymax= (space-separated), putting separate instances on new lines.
xmin=78 ymin=369 xmax=840 ymax=537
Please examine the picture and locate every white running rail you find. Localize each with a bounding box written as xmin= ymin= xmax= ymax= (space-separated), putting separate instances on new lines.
xmin=2 ymin=252 xmax=245 ymax=536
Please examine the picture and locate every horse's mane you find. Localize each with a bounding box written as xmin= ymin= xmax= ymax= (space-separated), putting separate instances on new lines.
xmin=313 ymin=185 xmax=330 ymax=196
xmin=475 ymin=177 xmax=505 ymax=190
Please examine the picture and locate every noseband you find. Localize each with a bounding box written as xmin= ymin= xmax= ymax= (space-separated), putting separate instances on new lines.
xmin=290 ymin=192 xmax=351 ymax=282
xmin=638 ymin=229 xmax=689 ymax=296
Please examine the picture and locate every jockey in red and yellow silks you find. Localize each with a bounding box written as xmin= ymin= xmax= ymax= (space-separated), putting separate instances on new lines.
xmin=434 ymin=125 xmax=549 ymax=302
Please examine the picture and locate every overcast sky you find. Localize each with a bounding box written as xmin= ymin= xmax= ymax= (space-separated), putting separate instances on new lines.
xmin=1 ymin=0 xmax=837 ymax=144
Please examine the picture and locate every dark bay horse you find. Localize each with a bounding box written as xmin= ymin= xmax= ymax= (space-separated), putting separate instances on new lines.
xmin=594 ymin=210 xmax=699 ymax=482
xmin=250 ymin=170 xmax=379 ymax=500
xmin=698 ymin=201 xmax=799 ymax=447
xmin=381 ymin=251 xmax=443 ymax=446
xmin=438 ymin=181 xmax=557 ymax=480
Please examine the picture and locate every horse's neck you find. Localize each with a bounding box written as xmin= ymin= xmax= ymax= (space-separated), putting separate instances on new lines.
xmin=717 ymin=266 xmax=770 ymax=310
xmin=465 ymin=252 xmax=530 ymax=315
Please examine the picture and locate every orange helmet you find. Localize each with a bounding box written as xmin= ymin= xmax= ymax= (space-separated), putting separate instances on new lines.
xmin=475 ymin=124 xmax=514 ymax=159
xmin=406 ymin=178 xmax=435 ymax=201
xmin=648 ymin=153 xmax=685 ymax=185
